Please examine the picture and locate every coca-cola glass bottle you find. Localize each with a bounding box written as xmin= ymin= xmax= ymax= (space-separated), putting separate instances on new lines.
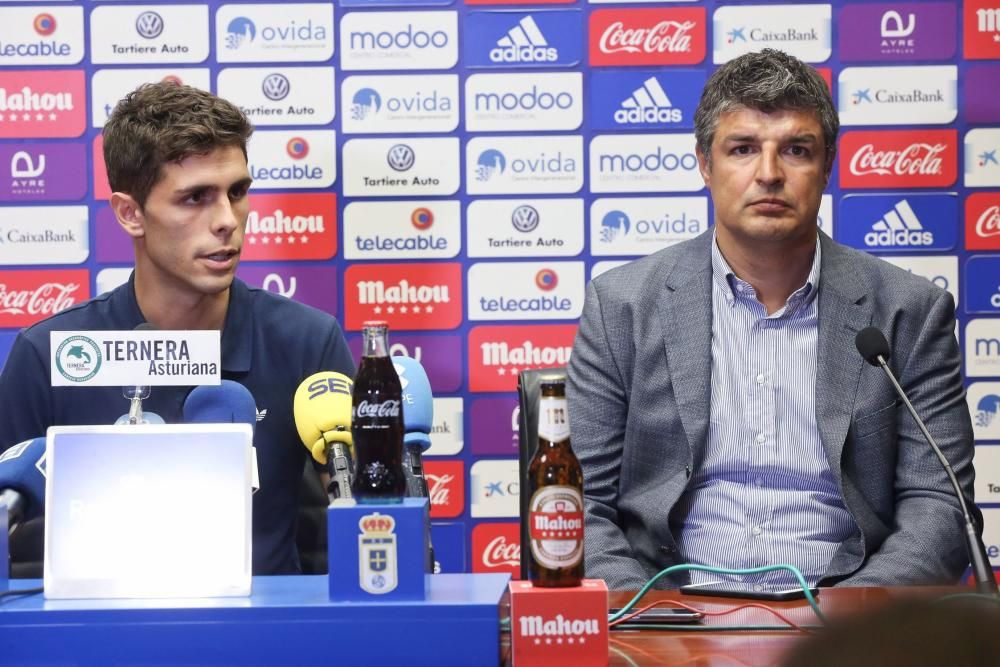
xmin=351 ymin=320 xmax=406 ymax=502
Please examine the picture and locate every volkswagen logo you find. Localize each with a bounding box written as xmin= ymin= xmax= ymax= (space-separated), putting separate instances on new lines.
xmin=262 ymin=73 xmax=291 ymax=101
xmin=135 ymin=11 xmax=164 ymax=39
xmin=387 ymin=144 xmax=415 ymax=172
xmin=511 ymin=205 xmax=539 ymax=233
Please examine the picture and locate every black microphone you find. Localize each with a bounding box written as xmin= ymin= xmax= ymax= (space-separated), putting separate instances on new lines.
xmin=855 ymin=326 xmax=998 ymax=595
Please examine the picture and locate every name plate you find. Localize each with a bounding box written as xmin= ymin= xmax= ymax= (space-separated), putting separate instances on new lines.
xmin=50 ymin=330 xmax=221 ymax=386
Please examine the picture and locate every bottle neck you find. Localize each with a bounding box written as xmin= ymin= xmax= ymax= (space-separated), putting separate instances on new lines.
xmin=363 ymin=328 xmax=389 ymax=358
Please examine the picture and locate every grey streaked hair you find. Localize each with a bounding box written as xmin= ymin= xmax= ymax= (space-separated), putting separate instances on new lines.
xmin=694 ymin=48 xmax=838 ymax=169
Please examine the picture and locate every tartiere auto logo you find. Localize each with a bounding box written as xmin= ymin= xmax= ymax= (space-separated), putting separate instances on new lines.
xmin=345 ymin=262 xmax=462 ymax=331
xmin=241 ymin=193 xmax=337 ymax=261
xmin=839 ymin=129 xmax=957 ymax=189
xmin=468 ymin=324 xmax=576 ymax=392
xmin=589 ymin=8 xmax=706 ymax=67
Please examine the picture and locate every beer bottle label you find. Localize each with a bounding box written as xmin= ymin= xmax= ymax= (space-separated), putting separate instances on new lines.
xmin=538 ymin=396 xmax=570 ymax=443
xmin=528 ymin=485 xmax=583 ymax=570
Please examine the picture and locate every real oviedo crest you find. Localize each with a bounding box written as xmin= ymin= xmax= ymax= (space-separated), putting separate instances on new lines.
xmin=358 ymin=512 xmax=399 ymax=594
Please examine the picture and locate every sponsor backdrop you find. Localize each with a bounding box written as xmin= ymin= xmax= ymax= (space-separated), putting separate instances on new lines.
xmin=0 ymin=0 xmax=998 ymax=578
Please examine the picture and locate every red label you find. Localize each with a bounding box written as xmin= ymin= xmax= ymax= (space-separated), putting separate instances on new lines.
xmin=242 ymin=193 xmax=337 ymax=261
xmin=471 ymin=522 xmax=521 ymax=576
xmin=0 ymin=70 xmax=86 ymax=139
xmin=509 ymin=580 xmax=609 ymax=666
xmin=839 ymin=130 xmax=957 ymax=189
xmin=424 ymin=459 xmax=465 ymax=519
xmin=345 ymin=263 xmax=462 ymax=331
xmin=468 ymin=324 xmax=577 ymax=393
xmin=964 ymin=0 xmax=1000 ymax=60
xmin=966 ymin=192 xmax=1000 ymax=251
xmin=0 ymin=269 xmax=90 ymax=328
xmin=93 ymin=134 xmax=110 ymax=200
xmin=529 ymin=510 xmax=584 ymax=541
xmin=589 ymin=8 xmax=706 ymax=66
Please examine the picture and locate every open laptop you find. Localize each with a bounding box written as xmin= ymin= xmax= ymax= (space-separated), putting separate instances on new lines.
xmin=43 ymin=424 xmax=253 ymax=600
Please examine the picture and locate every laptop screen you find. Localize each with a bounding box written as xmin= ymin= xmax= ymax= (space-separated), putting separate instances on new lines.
xmin=44 ymin=424 xmax=253 ymax=599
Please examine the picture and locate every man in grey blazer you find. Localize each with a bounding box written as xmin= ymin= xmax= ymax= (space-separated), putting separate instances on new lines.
xmin=567 ymin=49 xmax=977 ymax=590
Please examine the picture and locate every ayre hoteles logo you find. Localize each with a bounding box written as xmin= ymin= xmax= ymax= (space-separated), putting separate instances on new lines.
xmin=91 ymin=68 xmax=211 ymax=128
xmin=589 ymin=133 xmax=703 ymax=193
xmin=0 ymin=269 xmax=89 ymax=328
xmin=466 ymin=198 xmax=584 ymax=258
xmin=466 ymin=135 xmax=582 ymax=195
xmin=712 ymin=4 xmax=831 ymax=64
xmin=217 ymin=67 xmax=335 ymax=126
xmin=468 ymin=324 xmax=576 ymax=393
xmin=343 ymin=137 xmax=460 ymax=197
xmin=838 ymin=66 xmax=956 ymax=126
xmin=471 ymin=522 xmax=520 ymax=577
xmin=468 ymin=261 xmax=585 ymax=321
xmin=839 ymin=130 xmax=957 ymax=189
xmin=964 ymin=0 xmax=1000 ymax=60
xmin=589 ymin=69 xmax=703 ymax=131
xmin=237 ymin=264 xmax=339 ymax=314
xmin=965 ymin=129 xmax=1000 ymax=188
xmin=0 ymin=143 xmax=86 ymax=202
xmin=966 ymin=319 xmax=1000 ymax=378
xmin=247 ymin=130 xmax=336 ymax=189
xmin=589 ymin=8 xmax=706 ymax=67
xmin=837 ymin=193 xmax=957 ymax=253
xmin=340 ymin=11 xmax=457 ymax=71
xmin=344 ymin=262 xmax=463 ymax=331
xmin=343 ymin=200 xmax=461 ymax=260
xmin=966 ymin=193 xmax=1000 ymax=251
xmin=465 ymin=72 xmax=582 ymax=132
xmin=0 ymin=70 xmax=85 ymax=139
xmin=470 ymin=459 xmax=519 ymax=518
xmin=464 ymin=11 xmax=582 ymax=69
xmin=470 ymin=397 xmax=519 ymax=456
xmin=242 ymin=193 xmax=337 ymax=261
xmin=838 ymin=3 xmax=957 ymax=62
xmin=0 ymin=6 xmax=84 ymax=65
xmin=424 ymin=459 xmax=464 ymax=518
xmin=590 ymin=196 xmax=707 ymax=256
xmin=89 ymin=5 xmax=209 ymax=64
xmin=216 ymin=3 xmax=335 ymax=63
xmin=341 ymin=74 xmax=459 ymax=134
xmin=0 ymin=206 xmax=89 ymax=265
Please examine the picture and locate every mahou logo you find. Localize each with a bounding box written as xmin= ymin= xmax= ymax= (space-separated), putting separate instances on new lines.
xmin=242 ymin=193 xmax=337 ymax=261
xmin=471 ymin=522 xmax=520 ymax=576
xmin=469 ymin=324 xmax=576 ymax=392
xmin=0 ymin=70 xmax=86 ymax=139
xmin=840 ymin=130 xmax=957 ymax=189
xmin=967 ymin=193 xmax=1000 ymax=251
xmin=589 ymin=8 xmax=706 ymax=67
xmin=964 ymin=0 xmax=1000 ymax=60
xmin=424 ymin=459 xmax=464 ymax=519
xmin=344 ymin=263 xmax=463 ymax=331
xmin=0 ymin=269 xmax=89 ymax=327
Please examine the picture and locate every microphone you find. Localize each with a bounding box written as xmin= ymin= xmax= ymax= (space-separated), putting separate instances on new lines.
xmin=393 ymin=355 xmax=437 ymax=573
xmin=293 ymin=372 xmax=354 ymax=501
xmin=855 ymin=326 xmax=998 ymax=595
xmin=0 ymin=437 xmax=47 ymax=529
xmin=183 ymin=380 xmax=258 ymax=433
xmin=118 ymin=322 xmax=162 ymax=425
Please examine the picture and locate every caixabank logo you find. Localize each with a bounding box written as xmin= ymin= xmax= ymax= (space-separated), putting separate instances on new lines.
xmin=965 ymin=256 xmax=1000 ymax=315
xmin=965 ymin=129 xmax=1000 ymax=188
xmin=466 ymin=136 xmax=582 ymax=195
xmin=589 ymin=8 xmax=706 ymax=67
xmin=424 ymin=459 xmax=464 ymax=519
xmin=0 ymin=6 xmax=84 ymax=65
xmin=242 ymin=193 xmax=337 ymax=261
xmin=237 ymin=265 xmax=339 ymax=314
xmin=343 ymin=138 xmax=460 ymax=197
xmin=839 ymin=130 xmax=957 ymax=189
xmin=0 ymin=269 xmax=88 ymax=328
xmin=712 ymin=3 xmax=831 ymax=64
xmin=590 ymin=69 xmax=703 ymax=131
xmin=590 ymin=134 xmax=703 ymax=193
xmin=217 ymin=67 xmax=335 ymax=126
xmin=838 ymin=66 xmax=957 ymax=126
xmin=466 ymin=198 xmax=584 ymax=258
xmin=342 ymin=74 xmax=459 ymax=134
xmin=0 ymin=206 xmax=89 ymax=266
xmin=216 ymin=3 xmax=334 ymax=63
xmin=470 ymin=460 xmax=519 ymax=518
xmin=89 ymin=5 xmax=209 ymax=64
xmin=966 ymin=193 xmax=1000 ymax=251
xmin=590 ymin=196 xmax=707 ymax=256
xmin=464 ymin=11 xmax=582 ymax=69
xmin=465 ymin=72 xmax=582 ymax=132
xmin=838 ymin=3 xmax=957 ymax=62
xmin=0 ymin=70 xmax=85 ymax=139
xmin=343 ymin=200 xmax=460 ymax=260
xmin=344 ymin=263 xmax=462 ymax=331
xmin=91 ymin=68 xmax=211 ymax=128
xmin=838 ymin=193 xmax=957 ymax=253
xmin=468 ymin=324 xmax=576 ymax=392
xmin=468 ymin=262 xmax=585 ymax=321
xmin=964 ymin=0 xmax=1000 ymax=60
xmin=0 ymin=143 xmax=86 ymax=202
xmin=247 ymin=130 xmax=336 ymax=189
xmin=340 ymin=11 xmax=457 ymax=71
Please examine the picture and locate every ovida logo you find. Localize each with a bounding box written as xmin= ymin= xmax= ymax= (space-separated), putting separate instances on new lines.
xmin=477 ymin=149 xmax=506 ymax=181
xmin=491 ymin=16 xmax=556 ymax=63
xmin=975 ymin=394 xmax=1000 ymax=429
xmin=865 ymin=200 xmax=933 ymax=247
xmin=512 ymin=205 xmax=539 ymax=232
xmin=54 ymin=335 xmax=101 ymax=383
xmin=598 ymin=146 xmax=698 ymax=173
xmin=411 ymin=207 xmax=433 ymax=230
xmin=599 ymin=19 xmax=696 ymax=55
xmin=350 ymin=24 xmax=449 ymax=50
xmin=226 ymin=16 xmax=328 ymax=50
xmin=483 ymin=536 xmax=519 ymax=568
xmin=978 ymin=206 xmax=1000 ymax=238
xmin=34 ymin=13 xmax=57 ymax=36
xmin=261 ymin=73 xmax=290 ymax=101
xmin=616 ymin=77 xmax=680 ymax=124
xmin=286 ymin=137 xmax=309 ymax=159
xmin=135 ymin=11 xmax=164 ymax=40
xmin=476 ymin=148 xmax=576 ymax=182
xmin=225 ymin=17 xmax=256 ymax=49
xmin=351 ymin=88 xmax=381 ymax=120
xmin=601 ymin=210 xmax=630 ymax=242
xmin=387 ymin=144 xmax=415 ymax=172
xmin=849 ymin=143 xmax=946 ymax=177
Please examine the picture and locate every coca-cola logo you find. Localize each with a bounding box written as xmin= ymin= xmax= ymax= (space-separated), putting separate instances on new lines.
xmin=426 ymin=472 xmax=453 ymax=506
xmin=353 ymin=399 xmax=401 ymax=418
xmin=0 ymin=282 xmax=79 ymax=316
xmin=848 ymin=143 xmax=946 ymax=177
xmin=423 ymin=460 xmax=464 ymax=518
xmin=839 ymin=130 xmax=957 ymax=189
xmin=977 ymin=205 xmax=1000 ymax=238
xmin=471 ymin=522 xmax=521 ymax=575
xmin=598 ymin=20 xmax=695 ymax=54
xmin=589 ymin=8 xmax=706 ymax=66
xmin=482 ymin=535 xmax=520 ymax=568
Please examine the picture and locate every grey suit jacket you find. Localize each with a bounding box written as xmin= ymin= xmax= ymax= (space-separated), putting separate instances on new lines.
xmin=567 ymin=229 xmax=977 ymax=589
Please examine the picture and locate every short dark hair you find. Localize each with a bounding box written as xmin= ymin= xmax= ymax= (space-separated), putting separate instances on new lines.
xmin=694 ymin=49 xmax=838 ymax=169
xmin=102 ymin=81 xmax=253 ymax=207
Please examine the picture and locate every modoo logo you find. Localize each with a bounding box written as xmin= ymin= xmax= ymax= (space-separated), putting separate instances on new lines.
xmin=490 ymin=15 xmax=557 ymax=63
xmin=598 ymin=146 xmax=697 ymax=173
xmin=474 ymin=85 xmax=573 ymax=112
xmin=350 ymin=24 xmax=449 ymax=50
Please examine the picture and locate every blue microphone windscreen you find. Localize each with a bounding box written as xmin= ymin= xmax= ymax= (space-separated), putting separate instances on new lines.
xmin=182 ymin=380 xmax=258 ymax=434
xmin=0 ymin=437 xmax=47 ymax=519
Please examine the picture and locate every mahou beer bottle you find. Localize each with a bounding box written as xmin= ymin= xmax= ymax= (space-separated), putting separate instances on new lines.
xmin=527 ymin=378 xmax=584 ymax=587
xmin=350 ymin=321 xmax=406 ymax=502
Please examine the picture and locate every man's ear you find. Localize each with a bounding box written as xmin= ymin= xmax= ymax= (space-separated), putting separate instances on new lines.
xmin=110 ymin=192 xmax=144 ymax=239
xmin=696 ymin=145 xmax=712 ymax=188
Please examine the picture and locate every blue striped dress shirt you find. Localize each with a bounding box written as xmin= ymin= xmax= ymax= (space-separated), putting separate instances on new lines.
xmin=672 ymin=236 xmax=859 ymax=588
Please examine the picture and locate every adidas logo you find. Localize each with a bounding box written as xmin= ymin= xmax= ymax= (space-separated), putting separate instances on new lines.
xmin=615 ymin=77 xmax=682 ymax=124
xmin=864 ymin=199 xmax=934 ymax=247
xmin=256 ymin=408 xmax=267 ymax=422
xmin=489 ymin=16 xmax=557 ymax=63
